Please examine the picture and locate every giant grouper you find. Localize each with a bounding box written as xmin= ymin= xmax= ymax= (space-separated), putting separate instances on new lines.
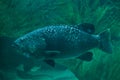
xmin=13 ymin=23 xmax=113 ymax=67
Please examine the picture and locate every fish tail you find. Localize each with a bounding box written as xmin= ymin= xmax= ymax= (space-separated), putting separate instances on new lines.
xmin=98 ymin=29 xmax=113 ymax=53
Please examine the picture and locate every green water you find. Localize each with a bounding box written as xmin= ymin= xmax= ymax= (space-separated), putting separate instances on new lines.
xmin=0 ymin=0 xmax=120 ymax=80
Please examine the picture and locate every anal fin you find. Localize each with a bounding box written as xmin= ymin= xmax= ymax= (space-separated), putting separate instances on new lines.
xmin=77 ymin=52 xmax=93 ymax=61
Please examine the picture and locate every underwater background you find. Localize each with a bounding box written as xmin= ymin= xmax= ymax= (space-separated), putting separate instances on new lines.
xmin=0 ymin=0 xmax=120 ymax=80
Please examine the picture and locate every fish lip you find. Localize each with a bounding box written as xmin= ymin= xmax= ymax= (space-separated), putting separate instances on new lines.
xmin=12 ymin=42 xmax=24 ymax=54
xmin=11 ymin=42 xmax=19 ymax=49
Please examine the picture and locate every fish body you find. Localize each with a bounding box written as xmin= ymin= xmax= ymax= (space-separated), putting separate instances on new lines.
xmin=13 ymin=25 xmax=112 ymax=60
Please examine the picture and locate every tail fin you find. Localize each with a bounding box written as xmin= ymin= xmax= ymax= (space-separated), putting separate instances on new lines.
xmin=98 ymin=29 xmax=113 ymax=54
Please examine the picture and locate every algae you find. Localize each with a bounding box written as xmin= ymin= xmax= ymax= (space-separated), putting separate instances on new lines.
xmin=0 ymin=0 xmax=120 ymax=80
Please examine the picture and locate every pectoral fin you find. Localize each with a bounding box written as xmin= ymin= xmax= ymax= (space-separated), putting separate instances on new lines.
xmin=45 ymin=50 xmax=60 ymax=54
xmin=45 ymin=50 xmax=61 ymax=57
xmin=77 ymin=52 xmax=93 ymax=61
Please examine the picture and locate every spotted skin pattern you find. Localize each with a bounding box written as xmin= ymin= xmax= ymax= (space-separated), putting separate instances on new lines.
xmin=14 ymin=25 xmax=99 ymax=59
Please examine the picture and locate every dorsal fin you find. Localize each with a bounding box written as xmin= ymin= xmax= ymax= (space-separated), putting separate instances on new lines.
xmin=75 ymin=23 xmax=95 ymax=34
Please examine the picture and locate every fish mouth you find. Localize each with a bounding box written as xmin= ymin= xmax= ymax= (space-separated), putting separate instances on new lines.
xmin=11 ymin=42 xmax=24 ymax=55
xmin=12 ymin=42 xmax=19 ymax=49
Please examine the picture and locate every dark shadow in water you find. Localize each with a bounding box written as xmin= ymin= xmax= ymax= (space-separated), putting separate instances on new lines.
xmin=0 ymin=36 xmax=27 ymax=70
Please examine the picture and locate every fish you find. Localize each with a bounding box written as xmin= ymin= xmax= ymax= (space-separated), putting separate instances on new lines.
xmin=13 ymin=23 xmax=113 ymax=67
xmin=17 ymin=61 xmax=79 ymax=80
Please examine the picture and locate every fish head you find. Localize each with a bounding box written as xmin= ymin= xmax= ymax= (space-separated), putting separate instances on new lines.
xmin=12 ymin=37 xmax=37 ymax=58
xmin=12 ymin=35 xmax=46 ymax=58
